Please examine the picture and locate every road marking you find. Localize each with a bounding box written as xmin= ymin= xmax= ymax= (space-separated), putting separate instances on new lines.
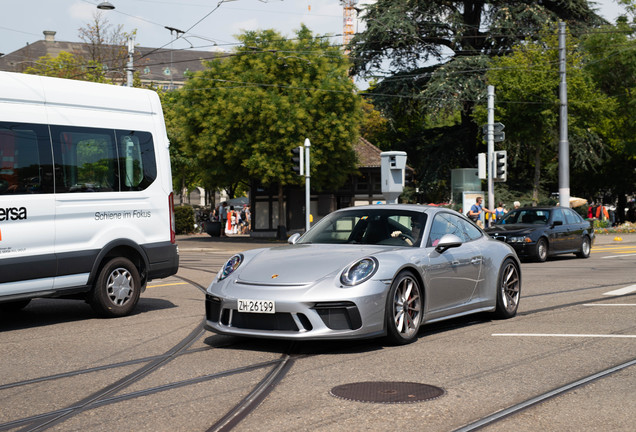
xmin=584 ymin=304 xmax=636 ymax=306
xmin=601 ymin=253 xmax=636 ymax=259
xmin=492 ymin=333 xmax=636 ymax=339
xmin=603 ymin=285 xmax=636 ymax=296
xmin=147 ymin=282 xmax=189 ymax=288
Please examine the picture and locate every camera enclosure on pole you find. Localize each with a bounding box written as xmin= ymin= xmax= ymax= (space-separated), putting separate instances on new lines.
xmin=291 ymin=146 xmax=303 ymax=175
xmin=494 ymin=150 xmax=507 ymax=182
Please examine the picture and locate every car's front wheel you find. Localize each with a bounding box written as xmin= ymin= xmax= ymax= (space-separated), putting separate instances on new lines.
xmin=535 ymin=238 xmax=548 ymax=262
xmin=576 ymin=236 xmax=591 ymax=258
xmin=385 ymin=271 xmax=423 ymax=345
xmin=89 ymin=257 xmax=141 ymax=318
xmin=494 ymin=258 xmax=521 ymax=319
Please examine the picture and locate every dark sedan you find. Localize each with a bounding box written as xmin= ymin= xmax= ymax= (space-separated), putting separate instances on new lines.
xmin=484 ymin=206 xmax=594 ymax=262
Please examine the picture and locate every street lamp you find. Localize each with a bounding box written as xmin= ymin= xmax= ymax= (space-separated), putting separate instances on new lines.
xmin=97 ymin=2 xmax=115 ymax=10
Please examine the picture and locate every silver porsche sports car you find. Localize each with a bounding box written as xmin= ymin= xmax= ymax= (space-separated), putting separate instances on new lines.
xmin=205 ymin=205 xmax=521 ymax=344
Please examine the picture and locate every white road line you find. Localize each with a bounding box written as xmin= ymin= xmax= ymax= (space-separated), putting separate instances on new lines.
xmin=583 ymin=304 xmax=636 ymax=307
xmin=603 ymin=285 xmax=636 ymax=296
xmin=602 ymin=253 xmax=636 ymax=259
xmin=492 ymin=333 xmax=636 ymax=339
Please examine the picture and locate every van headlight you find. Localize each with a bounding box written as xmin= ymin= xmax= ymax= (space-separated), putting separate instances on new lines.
xmin=341 ymin=257 xmax=378 ymax=286
xmin=218 ymin=254 xmax=243 ymax=281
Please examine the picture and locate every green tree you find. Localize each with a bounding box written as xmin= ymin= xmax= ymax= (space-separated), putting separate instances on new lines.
xmin=23 ymin=51 xmax=107 ymax=82
xmin=579 ymin=18 xmax=635 ymax=218
xmin=174 ymin=26 xmax=361 ymax=218
xmin=350 ymin=0 xmax=606 ymax=201
xmin=480 ymin=25 xmax=616 ymax=204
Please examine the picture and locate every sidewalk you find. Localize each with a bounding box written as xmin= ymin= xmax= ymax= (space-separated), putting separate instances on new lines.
xmin=176 ymin=233 xmax=286 ymax=252
xmin=177 ymin=232 xmax=635 ymax=251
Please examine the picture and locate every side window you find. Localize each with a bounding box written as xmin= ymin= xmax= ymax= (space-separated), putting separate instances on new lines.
xmin=552 ymin=209 xmax=565 ymax=224
xmin=458 ymin=217 xmax=483 ymax=241
xmin=564 ymin=209 xmax=580 ymax=224
xmin=51 ymin=126 xmax=118 ymax=193
xmin=0 ymin=122 xmax=53 ymax=195
xmin=427 ymin=213 xmax=468 ymax=247
xmin=117 ymin=130 xmax=156 ymax=191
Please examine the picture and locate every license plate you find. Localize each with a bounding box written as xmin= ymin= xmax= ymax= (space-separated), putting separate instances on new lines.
xmin=237 ymin=299 xmax=275 ymax=314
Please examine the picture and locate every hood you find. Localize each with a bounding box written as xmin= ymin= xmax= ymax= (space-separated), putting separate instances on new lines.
xmin=236 ymin=244 xmax=388 ymax=285
xmin=485 ymin=224 xmax=537 ymax=235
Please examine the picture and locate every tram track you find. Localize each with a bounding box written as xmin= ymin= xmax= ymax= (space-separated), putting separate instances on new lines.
xmin=2 ymin=251 xmax=633 ymax=431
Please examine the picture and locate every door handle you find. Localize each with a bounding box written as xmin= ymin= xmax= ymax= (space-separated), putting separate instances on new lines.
xmin=471 ymin=257 xmax=482 ymax=265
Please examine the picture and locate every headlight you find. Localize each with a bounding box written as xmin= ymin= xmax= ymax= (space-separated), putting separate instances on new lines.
xmin=218 ymin=254 xmax=243 ymax=281
xmin=509 ymin=236 xmax=531 ymax=243
xmin=340 ymin=257 xmax=378 ymax=286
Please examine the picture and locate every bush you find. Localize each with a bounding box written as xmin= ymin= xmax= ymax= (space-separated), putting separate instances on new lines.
xmin=174 ymin=205 xmax=195 ymax=234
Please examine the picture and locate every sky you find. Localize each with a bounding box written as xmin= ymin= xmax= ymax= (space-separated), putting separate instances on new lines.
xmin=0 ymin=0 xmax=628 ymax=58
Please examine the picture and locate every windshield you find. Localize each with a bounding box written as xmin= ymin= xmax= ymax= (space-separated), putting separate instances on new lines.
xmin=497 ymin=209 xmax=551 ymax=225
xmin=298 ymin=208 xmax=427 ymax=247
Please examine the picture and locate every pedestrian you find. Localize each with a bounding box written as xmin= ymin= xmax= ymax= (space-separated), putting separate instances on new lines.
xmin=513 ymin=201 xmax=520 ymax=210
xmin=495 ymin=202 xmax=506 ymax=221
xmin=467 ymin=196 xmax=495 ymax=227
xmin=219 ymin=202 xmax=228 ymax=237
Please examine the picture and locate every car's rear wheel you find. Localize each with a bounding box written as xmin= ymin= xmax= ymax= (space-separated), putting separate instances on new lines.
xmin=494 ymin=258 xmax=521 ymax=319
xmin=89 ymin=257 xmax=140 ymax=318
xmin=576 ymin=236 xmax=591 ymax=258
xmin=385 ymin=271 xmax=423 ymax=345
xmin=535 ymin=238 xmax=548 ymax=262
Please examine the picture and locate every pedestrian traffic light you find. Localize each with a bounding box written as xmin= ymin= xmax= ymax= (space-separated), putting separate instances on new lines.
xmin=291 ymin=146 xmax=303 ymax=175
xmin=494 ymin=150 xmax=507 ymax=182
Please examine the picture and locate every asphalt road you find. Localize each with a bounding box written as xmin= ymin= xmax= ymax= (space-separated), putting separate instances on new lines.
xmin=0 ymin=233 xmax=634 ymax=431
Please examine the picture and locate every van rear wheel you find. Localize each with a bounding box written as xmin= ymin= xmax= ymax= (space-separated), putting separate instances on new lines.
xmin=89 ymin=257 xmax=140 ymax=318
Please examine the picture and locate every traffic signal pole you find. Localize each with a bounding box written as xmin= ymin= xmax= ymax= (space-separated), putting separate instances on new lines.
xmin=487 ymin=85 xmax=495 ymax=215
xmin=304 ymin=138 xmax=311 ymax=232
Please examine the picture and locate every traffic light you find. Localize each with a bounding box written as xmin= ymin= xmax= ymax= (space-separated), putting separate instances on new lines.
xmin=291 ymin=146 xmax=304 ymax=175
xmin=494 ymin=150 xmax=507 ymax=182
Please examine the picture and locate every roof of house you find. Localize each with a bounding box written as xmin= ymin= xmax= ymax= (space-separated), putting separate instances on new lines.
xmin=0 ymin=32 xmax=215 ymax=86
xmin=355 ymin=136 xmax=383 ymax=168
xmin=354 ymin=137 xmax=413 ymax=172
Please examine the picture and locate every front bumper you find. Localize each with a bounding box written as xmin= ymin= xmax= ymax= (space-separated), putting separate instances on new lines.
xmin=204 ymin=278 xmax=389 ymax=340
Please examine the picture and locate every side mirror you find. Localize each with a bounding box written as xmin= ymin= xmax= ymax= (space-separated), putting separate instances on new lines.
xmin=435 ymin=233 xmax=463 ymax=253
xmin=288 ymin=233 xmax=301 ymax=244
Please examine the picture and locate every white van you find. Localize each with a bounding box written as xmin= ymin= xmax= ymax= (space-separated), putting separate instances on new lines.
xmin=0 ymin=72 xmax=179 ymax=317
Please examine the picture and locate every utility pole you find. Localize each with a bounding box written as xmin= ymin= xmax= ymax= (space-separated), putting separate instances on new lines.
xmin=487 ymin=85 xmax=495 ymax=215
xmin=126 ymin=37 xmax=134 ymax=87
xmin=304 ymin=138 xmax=311 ymax=232
xmin=558 ymin=21 xmax=570 ymax=208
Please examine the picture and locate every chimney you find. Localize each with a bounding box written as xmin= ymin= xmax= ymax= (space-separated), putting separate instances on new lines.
xmin=43 ymin=31 xmax=56 ymax=42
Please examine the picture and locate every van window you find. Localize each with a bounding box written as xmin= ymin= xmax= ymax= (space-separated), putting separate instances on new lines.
xmin=0 ymin=122 xmax=53 ymax=195
xmin=117 ymin=130 xmax=157 ymax=191
xmin=50 ymin=126 xmax=156 ymax=193
xmin=51 ymin=127 xmax=118 ymax=193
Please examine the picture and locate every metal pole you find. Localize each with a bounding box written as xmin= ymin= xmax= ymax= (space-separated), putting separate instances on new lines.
xmin=127 ymin=37 xmax=134 ymax=87
xmin=304 ymin=138 xmax=311 ymax=232
xmin=487 ymin=85 xmax=495 ymax=219
xmin=558 ymin=22 xmax=570 ymax=208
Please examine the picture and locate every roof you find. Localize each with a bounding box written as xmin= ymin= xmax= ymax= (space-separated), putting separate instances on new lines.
xmin=0 ymin=36 xmax=215 ymax=88
xmin=354 ymin=137 xmax=383 ymax=168
xmin=354 ymin=137 xmax=413 ymax=172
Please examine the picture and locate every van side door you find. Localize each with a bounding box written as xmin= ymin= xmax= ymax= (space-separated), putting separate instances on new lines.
xmin=0 ymin=122 xmax=56 ymax=295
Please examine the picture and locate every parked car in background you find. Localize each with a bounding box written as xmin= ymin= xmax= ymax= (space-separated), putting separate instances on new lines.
xmin=485 ymin=206 xmax=594 ymax=262
xmin=205 ymin=205 xmax=521 ymax=345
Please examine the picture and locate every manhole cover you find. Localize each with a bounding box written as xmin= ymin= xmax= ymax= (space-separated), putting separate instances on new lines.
xmin=330 ymin=381 xmax=444 ymax=404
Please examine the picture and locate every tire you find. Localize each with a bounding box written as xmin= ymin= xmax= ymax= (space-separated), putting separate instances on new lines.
xmin=576 ymin=236 xmax=591 ymax=258
xmin=535 ymin=238 xmax=548 ymax=262
xmin=0 ymin=299 xmax=31 ymax=313
xmin=385 ymin=271 xmax=423 ymax=345
xmin=89 ymin=257 xmax=141 ymax=318
xmin=493 ymin=258 xmax=521 ymax=319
